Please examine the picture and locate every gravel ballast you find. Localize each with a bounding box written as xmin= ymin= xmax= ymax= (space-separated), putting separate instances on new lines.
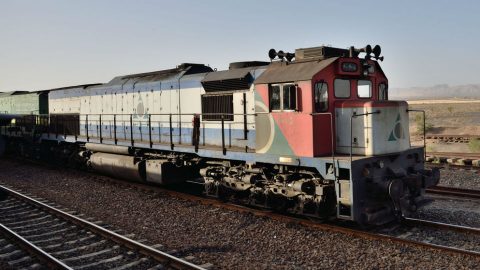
xmin=1 ymin=158 xmax=479 ymax=269
xmin=414 ymin=196 xmax=480 ymax=227
xmin=437 ymin=167 xmax=480 ymax=190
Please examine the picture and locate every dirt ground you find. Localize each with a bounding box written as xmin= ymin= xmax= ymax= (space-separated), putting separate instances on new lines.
xmin=406 ymin=99 xmax=480 ymax=153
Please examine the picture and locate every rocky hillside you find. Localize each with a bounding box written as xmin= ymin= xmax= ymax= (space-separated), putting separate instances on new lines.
xmin=390 ymin=84 xmax=480 ymax=100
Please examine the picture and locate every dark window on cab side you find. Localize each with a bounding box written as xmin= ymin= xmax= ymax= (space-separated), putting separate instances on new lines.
xmin=201 ymin=94 xmax=233 ymax=121
xmin=269 ymin=83 xmax=297 ymax=111
xmin=334 ymin=79 xmax=351 ymax=98
xmin=379 ymin=83 xmax=388 ymax=100
xmin=283 ymin=84 xmax=297 ymax=110
xmin=314 ymin=81 xmax=328 ymax=112
xmin=270 ymin=85 xmax=281 ymax=110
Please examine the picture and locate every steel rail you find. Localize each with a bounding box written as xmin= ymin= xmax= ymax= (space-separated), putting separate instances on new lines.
xmin=0 ymin=223 xmax=72 ymax=270
xmin=427 ymin=152 xmax=480 ymax=159
xmin=403 ymin=217 xmax=480 ymax=235
xmin=0 ymin=185 xmax=206 ymax=270
xmin=82 ymin=175 xmax=480 ymax=259
xmin=426 ymin=185 xmax=480 ymax=199
xmin=426 ymin=162 xmax=478 ymax=171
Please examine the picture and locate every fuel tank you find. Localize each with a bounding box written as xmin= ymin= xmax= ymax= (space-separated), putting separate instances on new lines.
xmin=85 ymin=143 xmax=132 ymax=155
xmin=146 ymin=159 xmax=191 ymax=185
xmin=89 ymin=153 xmax=145 ymax=182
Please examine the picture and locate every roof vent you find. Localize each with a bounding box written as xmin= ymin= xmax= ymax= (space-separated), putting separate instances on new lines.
xmin=178 ymin=63 xmax=214 ymax=74
xmin=295 ymin=46 xmax=349 ymax=61
xmin=229 ymin=61 xmax=270 ymax=70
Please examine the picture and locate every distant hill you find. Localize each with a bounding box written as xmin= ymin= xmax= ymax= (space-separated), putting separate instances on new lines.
xmin=390 ymin=84 xmax=480 ymax=100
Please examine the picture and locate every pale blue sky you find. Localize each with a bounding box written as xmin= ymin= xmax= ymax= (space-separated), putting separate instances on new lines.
xmin=1 ymin=0 xmax=479 ymax=91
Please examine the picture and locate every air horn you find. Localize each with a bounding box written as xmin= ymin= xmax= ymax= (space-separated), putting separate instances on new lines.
xmin=268 ymin=49 xmax=295 ymax=62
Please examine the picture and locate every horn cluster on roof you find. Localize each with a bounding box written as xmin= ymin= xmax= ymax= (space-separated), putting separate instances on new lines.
xmin=268 ymin=44 xmax=384 ymax=62
xmin=268 ymin=49 xmax=295 ymax=62
xmin=350 ymin=45 xmax=384 ymax=61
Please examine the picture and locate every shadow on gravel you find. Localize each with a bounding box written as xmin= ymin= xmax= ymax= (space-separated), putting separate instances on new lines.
xmin=178 ymin=244 xmax=235 ymax=255
xmin=0 ymin=189 xmax=8 ymax=201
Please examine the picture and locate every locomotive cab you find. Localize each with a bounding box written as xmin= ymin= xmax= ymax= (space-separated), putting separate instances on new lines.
xmin=254 ymin=45 xmax=439 ymax=225
xmin=255 ymin=45 xmax=392 ymax=158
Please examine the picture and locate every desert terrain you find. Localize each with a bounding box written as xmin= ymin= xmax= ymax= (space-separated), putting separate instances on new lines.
xmin=406 ymin=99 xmax=480 ymax=153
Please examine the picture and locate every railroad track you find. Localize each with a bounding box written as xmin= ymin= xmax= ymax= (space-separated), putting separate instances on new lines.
xmin=425 ymin=152 xmax=480 ymax=169
xmin=0 ymin=227 xmax=52 ymax=269
xmin=426 ymin=185 xmax=480 ymax=199
xmin=427 ymin=162 xmax=475 ymax=170
xmin=3 ymin=160 xmax=480 ymax=263
xmin=0 ymin=185 xmax=209 ymax=270
xmin=427 ymin=152 xmax=480 ymax=159
xmin=77 ymin=173 xmax=480 ymax=259
xmin=403 ymin=217 xmax=480 ymax=235
xmin=424 ymin=135 xmax=479 ymax=144
xmin=395 ymin=217 xmax=480 ymax=256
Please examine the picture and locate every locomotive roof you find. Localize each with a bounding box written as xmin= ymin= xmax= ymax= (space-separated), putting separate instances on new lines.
xmin=44 ymin=84 xmax=103 ymax=92
xmin=201 ymin=66 xmax=266 ymax=92
xmin=0 ymin=91 xmax=30 ymax=97
xmin=202 ymin=67 xmax=255 ymax=82
xmin=106 ymin=63 xmax=213 ymax=86
xmin=255 ymin=57 xmax=338 ymax=84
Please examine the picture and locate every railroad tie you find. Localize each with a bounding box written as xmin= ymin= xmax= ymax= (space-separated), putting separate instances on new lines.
xmin=74 ymin=254 xmax=124 ymax=270
xmin=61 ymin=245 xmax=120 ymax=262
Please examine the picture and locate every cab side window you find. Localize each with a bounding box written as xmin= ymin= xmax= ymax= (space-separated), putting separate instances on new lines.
xmin=269 ymin=83 xmax=297 ymax=111
xmin=314 ymin=82 xmax=328 ymax=112
xmin=379 ymin=83 xmax=388 ymax=100
xmin=270 ymin=85 xmax=281 ymax=110
xmin=357 ymin=80 xmax=372 ymax=98
xmin=334 ymin=79 xmax=350 ymax=98
xmin=283 ymin=84 xmax=297 ymax=110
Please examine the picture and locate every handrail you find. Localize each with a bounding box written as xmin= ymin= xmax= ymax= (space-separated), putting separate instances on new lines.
xmin=169 ymin=114 xmax=174 ymax=150
xmin=0 ymin=112 xmax=266 ymax=117
xmin=1 ymin=111 xmax=337 ymax=160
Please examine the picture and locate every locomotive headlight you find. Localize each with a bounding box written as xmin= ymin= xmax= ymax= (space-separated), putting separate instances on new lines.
xmin=341 ymin=62 xmax=358 ymax=72
xmin=10 ymin=118 xmax=16 ymax=124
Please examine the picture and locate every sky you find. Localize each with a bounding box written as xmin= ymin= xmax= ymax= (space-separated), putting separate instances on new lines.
xmin=1 ymin=0 xmax=479 ymax=91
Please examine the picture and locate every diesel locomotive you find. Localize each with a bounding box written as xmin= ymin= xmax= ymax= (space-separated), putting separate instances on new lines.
xmin=0 ymin=44 xmax=439 ymax=226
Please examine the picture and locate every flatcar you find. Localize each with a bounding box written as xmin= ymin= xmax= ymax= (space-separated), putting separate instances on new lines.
xmin=0 ymin=44 xmax=439 ymax=226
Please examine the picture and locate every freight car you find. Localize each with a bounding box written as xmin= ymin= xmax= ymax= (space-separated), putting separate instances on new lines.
xmin=0 ymin=91 xmax=48 ymax=115
xmin=0 ymin=44 xmax=439 ymax=226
